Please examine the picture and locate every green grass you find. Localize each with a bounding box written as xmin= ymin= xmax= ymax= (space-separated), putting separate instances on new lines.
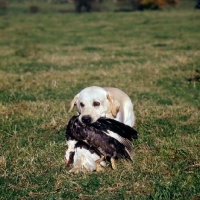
xmin=0 ymin=3 xmax=200 ymax=199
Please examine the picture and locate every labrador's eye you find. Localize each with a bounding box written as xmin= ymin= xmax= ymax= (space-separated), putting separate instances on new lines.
xmin=93 ymin=101 xmax=100 ymax=107
xmin=80 ymin=102 xmax=85 ymax=107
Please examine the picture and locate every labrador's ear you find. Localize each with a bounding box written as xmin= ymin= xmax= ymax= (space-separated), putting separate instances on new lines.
xmin=68 ymin=94 xmax=79 ymax=113
xmin=106 ymin=93 xmax=120 ymax=117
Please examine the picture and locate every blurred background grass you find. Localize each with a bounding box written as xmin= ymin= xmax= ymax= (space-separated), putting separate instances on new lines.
xmin=0 ymin=0 xmax=200 ymax=199
xmin=0 ymin=0 xmax=199 ymax=14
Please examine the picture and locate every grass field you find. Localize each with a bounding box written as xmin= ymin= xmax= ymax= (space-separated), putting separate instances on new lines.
xmin=0 ymin=2 xmax=200 ymax=199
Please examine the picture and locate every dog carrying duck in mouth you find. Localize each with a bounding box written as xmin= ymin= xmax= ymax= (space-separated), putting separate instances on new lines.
xmin=65 ymin=86 xmax=137 ymax=173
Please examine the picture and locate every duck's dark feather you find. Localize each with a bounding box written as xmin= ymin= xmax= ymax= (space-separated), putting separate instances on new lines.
xmin=91 ymin=118 xmax=138 ymax=140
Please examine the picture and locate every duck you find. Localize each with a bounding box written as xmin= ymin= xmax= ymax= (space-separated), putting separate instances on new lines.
xmin=65 ymin=116 xmax=138 ymax=170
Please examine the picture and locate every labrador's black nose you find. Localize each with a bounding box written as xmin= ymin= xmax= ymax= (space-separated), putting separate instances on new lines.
xmin=81 ymin=115 xmax=92 ymax=124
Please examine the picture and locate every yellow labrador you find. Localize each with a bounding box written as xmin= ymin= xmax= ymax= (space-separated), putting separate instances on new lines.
xmin=66 ymin=86 xmax=135 ymax=173
xmin=68 ymin=86 xmax=135 ymax=127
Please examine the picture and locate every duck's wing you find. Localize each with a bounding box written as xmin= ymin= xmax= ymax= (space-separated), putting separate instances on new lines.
xmin=103 ymin=130 xmax=135 ymax=159
xmin=90 ymin=118 xmax=137 ymax=159
xmin=92 ymin=118 xmax=138 ymax=141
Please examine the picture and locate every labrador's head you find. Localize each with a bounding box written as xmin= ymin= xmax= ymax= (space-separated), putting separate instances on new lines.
xmin=68 ymin=86 xmax=120 ymax=124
